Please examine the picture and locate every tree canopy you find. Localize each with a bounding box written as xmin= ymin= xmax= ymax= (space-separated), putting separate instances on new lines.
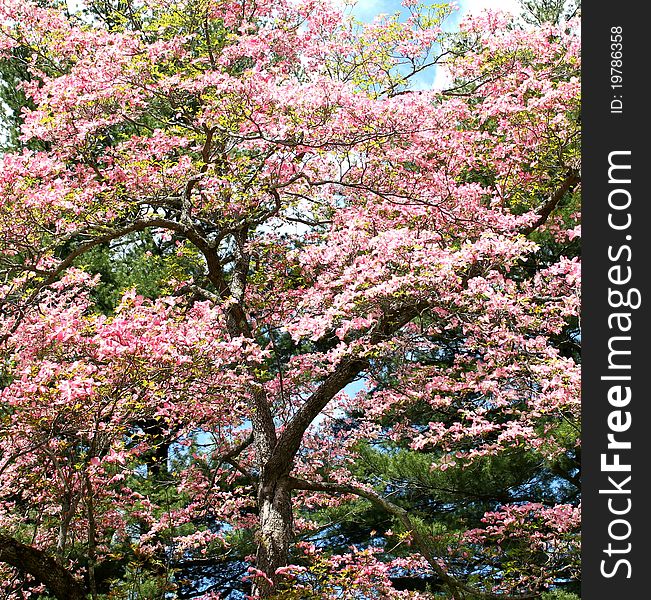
xmin=0 ymin=1 xmax=580 ymax=598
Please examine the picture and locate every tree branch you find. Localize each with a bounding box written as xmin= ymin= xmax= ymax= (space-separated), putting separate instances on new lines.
xmin=287 ymin=478 xmax=541 ymax=600
xmin=264 ymin=358 xmax=368 ymax=484
xmin=2 ymin=216 xmax=210 ymax=317
xmin=519 ymin=170 xmax=580 ymax=235
xmin=0 ymin=533 xmax=87 ymax=600
xmin=268 ymin=304 xmax=424 ymax=479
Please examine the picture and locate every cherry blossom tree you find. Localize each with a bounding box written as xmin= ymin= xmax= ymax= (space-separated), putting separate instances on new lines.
xmin=0 ymin=0 xmax=580 ymax=598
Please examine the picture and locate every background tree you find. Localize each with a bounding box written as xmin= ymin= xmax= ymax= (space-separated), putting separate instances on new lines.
xmin=518 ymin=0 xmax=580 ymax=26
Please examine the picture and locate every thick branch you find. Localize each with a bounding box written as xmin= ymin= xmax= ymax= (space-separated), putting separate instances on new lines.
xmin=0 ymin=533 xmax=87 ymax=600
xmin=267 ymin=304 xmax=424 ymax=480
xmin=219 ymin=433 xmax=254 ymax=464
xmin=263 ymin=358 xmax=368 ymax=483
xmin=287 ymin=479 xmax=541 ymax=600
xmin=519 ymin=170 xmax=580 ymax=235
xmin=194 ymin=220 xmax=281 ymax=462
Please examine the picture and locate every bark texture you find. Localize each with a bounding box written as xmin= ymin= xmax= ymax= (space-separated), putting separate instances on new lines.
xmin=0 ymin=533 xmax=87 ymax=600
xmin=252 ymin=478 xmax=294 ymax=597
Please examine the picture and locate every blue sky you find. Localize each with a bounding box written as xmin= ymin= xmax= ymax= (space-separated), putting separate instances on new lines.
xmin=352 ymin=0 xmax=520 ymax=21
xmin=350 ymin=0 xmax=522 ymax=89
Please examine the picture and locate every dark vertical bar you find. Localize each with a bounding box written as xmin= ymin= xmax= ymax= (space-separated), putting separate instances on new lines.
xmin=582 ymin=4 xmax=647 ymax=598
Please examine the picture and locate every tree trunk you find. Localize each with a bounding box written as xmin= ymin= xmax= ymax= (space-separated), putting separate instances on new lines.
xmin=0 ymin=533 xmax=87 ymax=600
xmin=252 ymin=478 xmax=293 ymax=598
